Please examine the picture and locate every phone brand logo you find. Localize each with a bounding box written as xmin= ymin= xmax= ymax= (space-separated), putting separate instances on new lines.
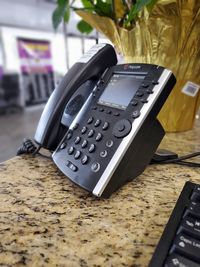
xmin=124 ymin=65 xmax=141 ymax=70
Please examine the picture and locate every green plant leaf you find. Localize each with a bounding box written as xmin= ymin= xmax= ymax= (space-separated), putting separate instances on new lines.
xmin=127 ymin=0 xmax=155 ymax=23
xmin=81 ymin=0 xmax=94 ymax=9
xmin=64 ymin=6 xmax=70 ymax=22
xmin=52 ymin=0 xmax=68 ymax=30
xmin=94 ymin=0 xmax=113 ymax=17
xmin=77 ymin=20 xmax=93 ymax=34
xmin=58 ymin=0 xmax=67 ymax=5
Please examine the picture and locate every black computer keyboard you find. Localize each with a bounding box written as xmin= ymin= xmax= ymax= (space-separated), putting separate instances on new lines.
xmin=149 ymin=181 xmax=200 ymax=267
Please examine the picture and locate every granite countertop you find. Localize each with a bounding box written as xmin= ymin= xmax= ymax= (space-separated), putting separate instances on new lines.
xmin=0 ymin=119 xmax=200 ymax=267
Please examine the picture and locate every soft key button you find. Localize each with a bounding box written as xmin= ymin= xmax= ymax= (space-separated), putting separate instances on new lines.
xmin=112 ymin=119 xmax=132 ymax=138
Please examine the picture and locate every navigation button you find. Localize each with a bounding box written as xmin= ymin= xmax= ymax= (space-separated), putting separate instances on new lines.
xmin=113 ymin=119 xmax=132 ymax=138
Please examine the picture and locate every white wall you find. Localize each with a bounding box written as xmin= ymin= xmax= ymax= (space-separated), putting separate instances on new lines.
xmin=1 ymin=26 xmax=67 ymax=75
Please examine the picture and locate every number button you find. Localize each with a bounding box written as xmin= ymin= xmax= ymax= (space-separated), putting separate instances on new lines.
xmin=87 ymin=117 xmax=94 ymax=124
xmin=74 ymin=136 xmax=81 ymax=144
xmin=81 ymin=126 xmax=87 ymax=134
xmin=74 ymin=150 xmax=81 ymax=159
xmin=81 ymin=140 xmax=88 ymax=148
xmin=66 ymin=130 xmax=73 ymax=140
xmin=68 ymin=146 xmax=75 ymax=155
xmin=96 ymin=133 xmax=103 ymax=142
xmin=60 ymin=143 xmax=66 ymax=149
xmin=81 ymin=155 xmax=89 ymax=165
xmin=102 ymin=122 xmax=109 ymax=130
xmin=88 ymin=129 xmax=95 ymax=138
xmin=88 ymin=144 xmax=96 ymax=153
xmin=94 ymin=119 xmax=101 ymax=127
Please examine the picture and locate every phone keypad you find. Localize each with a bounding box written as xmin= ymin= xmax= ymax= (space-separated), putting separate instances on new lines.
xmin=62 ymin=115 xmax=116 ymax=174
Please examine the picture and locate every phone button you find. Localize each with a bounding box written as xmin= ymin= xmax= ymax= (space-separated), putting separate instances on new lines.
xmin=74 ymin=150 xmax=81 ymax=159
xmin=81 ymin=155 xmax=89 ymax=165
xmin=81 ymin=126 xmax=87 ymax=134
xmin=74 ymin=136 xmax=81 ymax=144
xmin=66 ymin=161 xmax=78 ymax=172
xmin=88 ymin=129 xmax=95 ymax=138
xmin=67 ymin=130 xmax=73 ymax=140
xmin=96 ymin=133 xmax=103 ymax=141
xmin=100 ymin=150 xmax=107 ymax=158
xmin=89 ymin=144 xmax=96 ymax=153
xmin=94 ymin=119 xmax=101 ymax=127
xmin=60 ymin=143 xmax=66 ymax=149
xmin=136 ymin=91 xmax=144 ymax=97
xmin=81 ymin=140 xmax=88 ymax=148
xmin=91 ymin=162 xmax=100 ymax=172
xmin=131 ymin=100 xmax=138 ymax=106
xmin=70 ymin=164 xmax=78 ymax=172
xmin=106 ymin=140 xmax=114 ymax=148
xmin=102 ymin=122 xmax=109 ymax=130
xmin=87 ymin=117 xmax=94 ymax=124
xmin=113 ymin=119 xmax=132 ymax=138
xmin=132 ymin=110 xmax=141 ymax=118
xmin=68 ymin=146 xmax=75 ymax=155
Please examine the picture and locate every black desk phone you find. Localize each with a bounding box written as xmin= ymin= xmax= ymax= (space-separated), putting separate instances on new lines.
xmin=34 ymin=43 xmax=176 ymax=197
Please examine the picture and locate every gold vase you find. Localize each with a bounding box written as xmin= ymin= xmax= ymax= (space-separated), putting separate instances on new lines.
xmin=77 ymin=0 xmax=200 ymax=132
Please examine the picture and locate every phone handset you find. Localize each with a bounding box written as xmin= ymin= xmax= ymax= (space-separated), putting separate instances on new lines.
xmin=34 ymin=44 xmax=117 ymax=151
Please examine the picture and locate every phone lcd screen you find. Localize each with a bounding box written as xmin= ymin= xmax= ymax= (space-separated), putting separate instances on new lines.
xmin=98 ymin=74 xmax=145 ymax=110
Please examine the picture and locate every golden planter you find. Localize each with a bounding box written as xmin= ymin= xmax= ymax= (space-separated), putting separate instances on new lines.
xmin=77 ymin=0 xmax=200 ymax=132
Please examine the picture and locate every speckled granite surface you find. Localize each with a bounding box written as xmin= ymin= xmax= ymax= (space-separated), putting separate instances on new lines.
xmin=0 ymin=119 xmax=200 ymax=267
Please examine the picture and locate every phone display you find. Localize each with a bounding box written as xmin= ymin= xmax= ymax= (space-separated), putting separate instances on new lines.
xmin=98 ymin=74 xmax=145 ymax=110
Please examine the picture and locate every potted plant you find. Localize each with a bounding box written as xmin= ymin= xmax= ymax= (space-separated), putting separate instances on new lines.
xmin=53 ymin=0 xmax=200 ymax=132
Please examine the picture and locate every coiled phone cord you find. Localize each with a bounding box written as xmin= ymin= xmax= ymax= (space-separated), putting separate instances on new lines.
xmin=16 ymin=138 xmax=51 ymax=159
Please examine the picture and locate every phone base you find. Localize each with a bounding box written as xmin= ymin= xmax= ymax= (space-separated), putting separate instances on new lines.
xmin=101 ymin=118 xmax=165 ymax=198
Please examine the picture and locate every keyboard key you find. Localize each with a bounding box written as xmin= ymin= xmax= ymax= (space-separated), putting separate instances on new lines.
xmin=171 ymin=233 xmax=200 ymax=262
xmin=165 ymin=253 xmax=200 ymax=267
xmin=177 ymin=216 xmax=200 ymax=238
xmin=185 ymin=202 xmax=200 ymax=218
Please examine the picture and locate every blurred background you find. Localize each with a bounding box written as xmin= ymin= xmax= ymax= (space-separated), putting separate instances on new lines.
xmin=0 ymin=0 xmax=111 ymax=163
